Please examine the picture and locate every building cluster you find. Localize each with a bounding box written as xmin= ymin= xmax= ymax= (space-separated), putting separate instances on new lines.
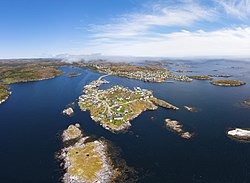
xmin=79 ymin=77 xmax=154 ymax=126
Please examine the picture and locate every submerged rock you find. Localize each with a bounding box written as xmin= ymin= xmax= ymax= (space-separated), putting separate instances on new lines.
xmin=227 ymin=128 xmax=250 ymax=142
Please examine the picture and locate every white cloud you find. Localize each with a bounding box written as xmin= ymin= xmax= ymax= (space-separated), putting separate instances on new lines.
xmin=83 ymin=27 xmax=250 ymax=57
xmin=89 ymin=1 xmax=216 ymax=40
xmin=79 ymin=1 xmax=250 ymax=58
xmin=216 ymin=0 xmax=250 ymax=19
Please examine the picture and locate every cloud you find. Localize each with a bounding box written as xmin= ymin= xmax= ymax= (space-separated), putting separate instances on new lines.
xmin=84 ymin=27 xmax=250 ymax=57
xmin=216 ymin=0 xmax=250 ymax=19
xmin=89 ymin=0 xmax=216 ymax=40
xmin=78 ymin=0 xmax=250 ymax=58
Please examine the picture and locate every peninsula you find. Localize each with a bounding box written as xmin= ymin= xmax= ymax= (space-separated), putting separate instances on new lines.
xmin=0 ymin=82 xmax=11 ymax=104
xmin=0 ymin=61 xmax=64 ymax=104
xmin=78 ymin=75 xmax=179 ymax=133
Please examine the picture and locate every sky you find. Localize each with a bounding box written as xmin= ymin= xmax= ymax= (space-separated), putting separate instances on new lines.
xmin=0 ymin=0 xmax=250 ymax=58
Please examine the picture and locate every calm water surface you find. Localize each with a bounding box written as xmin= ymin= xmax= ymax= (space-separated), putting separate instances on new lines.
xmin=0 ymin=60 xmax=250 ymax=183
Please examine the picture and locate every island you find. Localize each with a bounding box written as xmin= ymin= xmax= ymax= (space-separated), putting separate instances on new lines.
xmin=165 ymin=119 xmax=193 ymax=139
xmin=188 ymin=75 xmax=213 ymax=80
xmin=227 ymin=128 xmax=250 ymax=142
xmin=211 ymin=80 xmax=246 ymax=86
xmin=67 ymin=72 xmax=81 ymax=77
xmin=62 ymin=123 xmax=82 ymax=142
xmin=59 ymin=124 xmax=136 ymax=183
xmin=78 ymin=75 xmax=179 ymax=133
xmin=208 ymin=74 xmax=231 ymax=78
xmin=184 ymin=106 xmax=198 ymax=112
xmin=63 ymin=107 xmax=74 ymax=116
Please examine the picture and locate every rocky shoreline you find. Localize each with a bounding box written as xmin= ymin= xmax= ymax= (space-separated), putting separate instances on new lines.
xmin=227 ymin=128 xmax=250 ymax=142
xmin=63 ymin=107 xmax=74 ymax=116
xmin=62 ymin=124 xmax=82 ymax=142
xmin=0 ymin=74 xmax=63 ymax=105
xmin=0 ymin=91 xmax=11 ymax=105
xmin=184 ymin=106 xmax=198 ymax=112
xmin=78 ymin=76 xmax=179 ymax=133
xmin=151 ymin=97 xmax=179 ymax=110
xmin=241 ymin=98 xmax=250 ymax=107
xmin=59 ymin=124 xmax=137 ymax=183
xmin=165 ymin=119 xmax=193 ymax=139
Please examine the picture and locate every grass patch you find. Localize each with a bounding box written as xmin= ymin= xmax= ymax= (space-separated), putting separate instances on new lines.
xmin=68 ymin=142 xmax=103 ymax=182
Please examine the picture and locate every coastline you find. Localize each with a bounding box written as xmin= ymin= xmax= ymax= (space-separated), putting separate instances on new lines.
xmin=78 ymin=75 xmax=179 ymax=133
xmin=0 ymin=91 xmax=11 ymax=105
xmin=59 ymin=124 xmax=137 ymax=183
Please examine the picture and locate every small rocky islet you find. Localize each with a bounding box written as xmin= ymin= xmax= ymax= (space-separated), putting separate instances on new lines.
xmin=165 ymin=119 xmax=193 ymax=139
xmin=227 ymin=128 xmax=250 ymax=142
xmin=63 ymin=107 xmax=74 ymax=116
xmin=67 ymin=72 xmax=81 ymax=77
xmin=210 ymin=80 xmax=246 ymax=86
xmin=188 ymin=75 xmax=213 ymax=80
xmin=59 ymin=124 xmax=137 ymax=183
xmin=241 ymin=98 xmax=250 ymax=107
xmin=184 ymin=106 xmax=198 ymax=112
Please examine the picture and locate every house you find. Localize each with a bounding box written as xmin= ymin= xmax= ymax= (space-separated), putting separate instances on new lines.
xmin=114 ymin=115 xmax=123 ymax=120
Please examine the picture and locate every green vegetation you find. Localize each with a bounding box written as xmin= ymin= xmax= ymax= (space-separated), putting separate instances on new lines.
xmin=67 ymin=142 xmax=104 ymax=182
xmin=0 ymin=66 xmax=64 ymax=84
xmin=79 ymin=76 xmax=179 ymax=132
xmin=151 ymin=97 xmax=179 ymax=110
xmin=0 ymin=82 xmax=11 ymax=102
xmin=62 ymin=124 xmax=82 ymax=142
xmin=60 ymin=124 xmax=137 ymax=183
xmin=211 ymin=80 xmax=246 ymax=86
xmin=0 ymin=61 xmax=64 ymax=104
